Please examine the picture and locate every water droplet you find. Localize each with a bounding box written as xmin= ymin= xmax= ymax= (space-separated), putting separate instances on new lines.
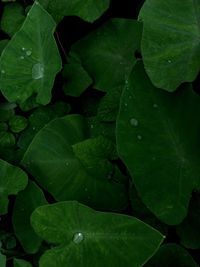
xmin=168 ymin=60 xmax=172 ymax=63
xmin=32 ymin=127 xmax=36 ymax=130
xmin=73 ymin=232 xmax=84 ymax=244
xmin=90 ymin=124 xmax=94 ymax=129
xmin=32 ymin=63 xmax=44 ymax=80
xmin=124 ymin=103 xmax=128 ymax=107
xmin=22 ymin=47 xmax=25 ymax=51
xmin=26 ymin=50 xmax=32 ymax=56
xmin=1 ymin=70 xmax=5 ymax=74
xmin=130 ymin=118 xmax=138 ymax=126
xmin=20 ymin=56 xmax=24 ymax=59
xmin=66 ymin=162 xmax=69 ymax=166
xmin=137 ymin=135 xmax=142 ymax=140
xmin=153 ymin=104 xmax=158 ymax=108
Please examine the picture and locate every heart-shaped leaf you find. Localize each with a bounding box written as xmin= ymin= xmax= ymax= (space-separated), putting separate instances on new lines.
xmin=0 ymin=1 xmax=62 ymax=104
xmin=12 ymin=181 xmax=47 ymax=253
xmin=31 ymin=201 xmax=164 ymax=267
xmin=0 ymin=159 xmax=28 ymax=214
xmin=117 ymin=61 xmax=200 ymax=225
xmin=22 ymin=115 xmax=128 ymax=211
xmin=139 ymin=0 xmax=200 ymax=91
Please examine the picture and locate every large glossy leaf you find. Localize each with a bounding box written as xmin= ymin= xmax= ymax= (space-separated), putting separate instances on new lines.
xmin=0 ymin=159 xmax=28 ymax=214
xmin=39 ymin=0 xmax=110 ymax=23
xmin=0 ymin=2 xmax=62 ymax=104
xmin=22 ymin=115 xmax=128 ymax=211
xmin=12 ymin=181 xmax=47 ymax=253
xmin=139 ymin=0 xmax=200 ymax=91
xmin=145 ymin=244 xmax=198 ymax=267
xmin=117 ymin=61 xmax=200 ymax=225
xmin=71 ymin=19 xmax=142 ymax=92
xmin=31 ymin=201 xmax=164 ymax=267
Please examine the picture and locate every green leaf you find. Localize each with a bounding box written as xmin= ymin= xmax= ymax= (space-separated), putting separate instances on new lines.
xmin=139 ymin=0 xmax=200 ymax=91
xmin=71 ymin=19 xmax=142 ymax=92
xmin=1 ymin=3 xmax=25 ymax=37
xmin=0 ymin=159 xmax=28 ymax=214
xmin=116 ymin=61 xmax=200 ymax=225
xmin=31 ymin=201 xmax=164 ymax=267
xmin=12 ymin=181 xmax=47 ymax=253
xmin=9 ymin=115 xmax=28 ymax=133
xmin=176 ymin=193 xmax=200 ymax=249
xmin=22 ymin=115 xmax=128 ymax=211
xmin=62 ymin=62 xmax=92 ymax=97
xmin=39 ymin=0 xmax=110 ymax=23
xmin=0 ymin=1 xmax=62 ymax=105
xmin=0 ymin=102 xmax=16 ymax=122
xmin=0 ymin=252 xmax=6 ymax=267
xmin=14 ymin=258 xmax=32 ymax=267
xmin=145 ymin=244 xmax=198 ymax=267
xmin=97 ymin=86 xmax=122 ymax=122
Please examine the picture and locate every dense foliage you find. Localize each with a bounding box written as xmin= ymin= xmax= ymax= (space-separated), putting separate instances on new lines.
xmin=0 ymin=0 xmax=200 ymax=266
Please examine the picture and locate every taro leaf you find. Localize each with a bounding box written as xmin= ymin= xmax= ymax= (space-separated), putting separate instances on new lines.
xmin=22 ymin=115 xmax=128 ymax=211
xmin=31 ymin=201 xmax=164 ymax=267
xmin=139 ymin=0 xmax=200 ymax=91
xmin=71 ymin=19 xmax=142 ymax=92
xmin=145 ymin=244 xmax=198 ymax=267
xmin=14 ymin=258 xmax=32 ymax=267
xmin=97 ymin=86 xmax=122 ymax=122
xmin=0 ymin=159 xmax=28 ymax=214
xmin=62 ymin=62 xmax=92 ymax=97
xmin=117 ymin=61 xmax=200 ymax=225
xmin=0 ymin=1 xmax=62 ymax=105
xmin=0 ymin=252 xmax=6 ymax=267
xmin=176 ymin=193 xmax=200 ymax=249
xmin=1 ymin=3 xmax=25 ymax=37
xmin=39 ymin=0 xmax=110 ymax=23
xmin=12 ymin=181 xmax=47 ymax=253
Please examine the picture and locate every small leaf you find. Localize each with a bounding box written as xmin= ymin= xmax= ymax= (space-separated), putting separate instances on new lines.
xmin=1 ymin=3 xmax=25 ymax=37
xmin=31 ymin=201 xmax=164 ymax=267
xmin=0 ymin=159 xmax=28 ymax=214
xmin=117 ymin=62 xmax=200 ymax=225
xmin=14 ymin=258 xmax=32 ymax=267
xmin=62 ymin=62 xmax=92 ymax=97
xmin=12 ymin=181 xmax=47 ymax=253
xmin=0 ymin=1 xmax=62 ymax=104
xmin=139 ymin=0 xmax=200 ymax=91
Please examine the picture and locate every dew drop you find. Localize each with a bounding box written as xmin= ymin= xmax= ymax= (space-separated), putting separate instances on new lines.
xmin=32 ymin=63 xmax=44 ymax=79
xmin=22 ymin=47 xmax=25 ymax=51
xmin=20 ymin=56 xmax=24 ymax=60
xmin=66 ymin=162 xmax=69 ymax=166
xmin=124 ymin=103 xmax=128 ymax=107
xmin=1 ymin=70 xmax=5 ymax=74
xmin=90 ymin=124 xmax=94 ymax=129
xmin=26 ymin=50 xmax=32 ymax=56
xmin=32 ymin=127 xmax=36 ymax=130
xmin=73 ymin=232 xmax=84 ymax=244
xmin=130 ymin=118 xmax=138 ymax=126
xmin=168 ymin=60 xmax=172 ymax=63
xmin=153 ymin=104 xmax=158 ymax=108
xmin=137 ymin=135 xmax=142 ymax=140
